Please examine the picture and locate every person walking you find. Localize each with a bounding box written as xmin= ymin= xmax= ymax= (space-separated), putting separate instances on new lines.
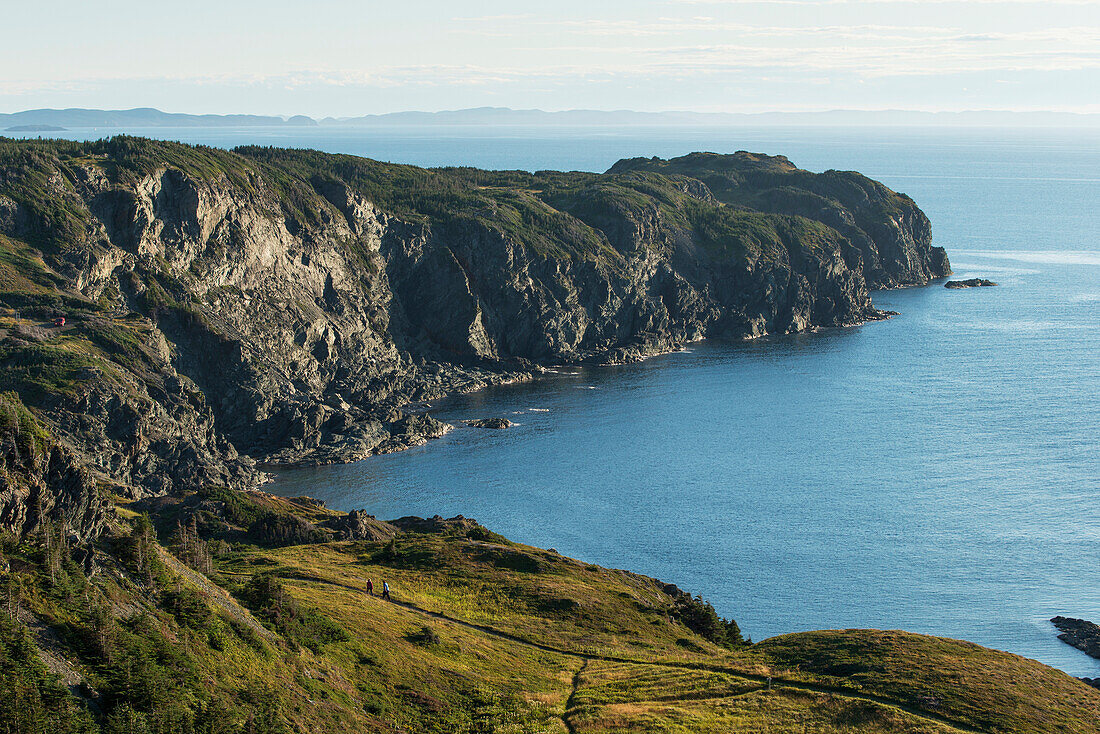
xmin=381 ymin=580 xmax=391 ymax=601
xmin=366 ymin=578 xmax=374 ymax=596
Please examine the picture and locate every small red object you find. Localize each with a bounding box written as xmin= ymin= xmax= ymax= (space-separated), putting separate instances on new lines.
xmin=54 ymin=317 xmax=65 ymax=326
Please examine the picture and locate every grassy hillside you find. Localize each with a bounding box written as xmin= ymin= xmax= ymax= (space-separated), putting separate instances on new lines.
xmin=3 ymin=484 xmax=1097 ymax=733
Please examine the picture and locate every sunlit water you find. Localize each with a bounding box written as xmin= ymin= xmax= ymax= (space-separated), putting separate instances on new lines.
xmin=22 ymin=124 xmax=1099 ymax=675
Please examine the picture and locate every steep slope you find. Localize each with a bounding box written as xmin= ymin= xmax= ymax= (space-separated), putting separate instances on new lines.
xmin=5 ymin=137 xmax=1092 ymax=734
xmin=0 ymin=391 xmax=104 ymax=541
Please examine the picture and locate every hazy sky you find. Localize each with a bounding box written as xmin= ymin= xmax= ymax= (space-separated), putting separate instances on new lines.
xmin=3 ymin=0 xmax=1097 ymax=116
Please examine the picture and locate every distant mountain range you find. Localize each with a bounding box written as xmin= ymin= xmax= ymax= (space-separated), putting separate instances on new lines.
xmin=3 ymin=106 xmax=1098 ymax=130
xmin=325 ymin=107 xmax=1100 ymax=128
xmin=0 ymin=107 xmax=316 ymax=129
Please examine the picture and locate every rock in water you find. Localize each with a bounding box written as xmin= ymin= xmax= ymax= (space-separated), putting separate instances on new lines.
xmin=462 ymin=418 xmax=512 ymax=429
xmin=1051 ymin=616 xmax=1100 ymax=659
xmin=945 ymin=278 xmax=997 ymax=288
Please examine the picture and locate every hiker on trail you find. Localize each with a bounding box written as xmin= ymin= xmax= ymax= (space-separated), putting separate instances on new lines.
xmin=381 ymin=581 xmax=391 ymax=601
xmin=366 ymin=579 xmax=374 ymax=596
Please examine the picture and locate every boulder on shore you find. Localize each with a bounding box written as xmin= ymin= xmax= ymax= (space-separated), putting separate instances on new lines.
xmin=945 ymin=278 xmax=997 ymax=289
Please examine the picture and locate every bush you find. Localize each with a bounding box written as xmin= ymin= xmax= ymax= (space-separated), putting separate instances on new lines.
xmin=196 ymin=486 xmax=267 ymax=529
xmin=237 ymin=574 xmax=348 ymax=653
xmin=672 ymin=594 xmax=747 ymax=649
xmin=162 ymin=585 xmax=212 ymax=630
xmin=406 ymin=625 xmax=441 ymax=647
xmin=0 ymin=613 xmax=98 ymax=733
xmin=0 ymin=390 xmax=50 ymax=459
xmin=465 ymin=526 xmax=510 ymax=544
xmin=101 ymin=612 xmax=201 ymax=718
xmin=115 ymin=514 xmax=166 ymax=586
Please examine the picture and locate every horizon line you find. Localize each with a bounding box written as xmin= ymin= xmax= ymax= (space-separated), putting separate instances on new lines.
xmin=4 ymin=105 xmax=1100 ymax=120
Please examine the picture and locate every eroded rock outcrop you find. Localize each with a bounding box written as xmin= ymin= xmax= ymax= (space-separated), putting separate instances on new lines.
xmin=462 ymin=418 xmax=511 ymax=429
xmin=321 ymin=509 xmax=399 ymax=541
xmin=0 ymin=393 xmax=105 ymax=541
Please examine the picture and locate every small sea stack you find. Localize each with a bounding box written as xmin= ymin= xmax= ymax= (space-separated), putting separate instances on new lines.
xmin=945 ymin=278 xmax=998 ymax=289
xmin=462 ymin=418 xmax=512 ymax=429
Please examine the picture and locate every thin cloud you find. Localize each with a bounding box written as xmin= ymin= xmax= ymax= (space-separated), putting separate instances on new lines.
xmin=16 ymin=41 xmax=1094 ymax=95
xmin=675 ymin=0 xmax=1097 ymax=5
xmin=455 ymin=17 xmax=960 ymax=40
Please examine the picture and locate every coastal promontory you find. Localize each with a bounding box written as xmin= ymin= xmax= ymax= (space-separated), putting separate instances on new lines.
xmin=0 ymin=137 xmax=950 ymax=505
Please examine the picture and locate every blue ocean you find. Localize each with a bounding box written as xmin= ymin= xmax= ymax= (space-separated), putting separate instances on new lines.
xmin=20 ymin=124 xmax=1099 ymax=675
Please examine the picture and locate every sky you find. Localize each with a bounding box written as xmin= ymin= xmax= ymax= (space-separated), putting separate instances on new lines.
xmin=2 ymin=0 xmax=1098 ymax=116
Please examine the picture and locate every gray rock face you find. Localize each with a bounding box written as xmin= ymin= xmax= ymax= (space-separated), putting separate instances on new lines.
xmin=0 ymin=140 xmax=951 ymax=504
xmin=0 ymin=398 xmax=105 ymax=541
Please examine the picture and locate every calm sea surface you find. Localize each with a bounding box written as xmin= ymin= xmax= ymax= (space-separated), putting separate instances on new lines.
xmin=22 ymin=124 xmax=1100 ymax=675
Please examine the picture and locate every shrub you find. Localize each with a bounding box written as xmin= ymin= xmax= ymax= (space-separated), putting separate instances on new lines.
xmin=196 ymin=486 xmax=267 ymax=529
xmin=237 ymin=574 xmax=348 ymax=653
xmin=0 ymin=613 xmax=98 ymax=734
xmin=406 ymin=625 xmax=441 ymax=647
xmin=672 ymin=594 xmax=747 ymax=649
xmin=115 ymin=514 xmax=166 ymax=586
xmin=162 ymin=585 xmax=212 ymax=630
xmin=0 ymin=390 xmax=50 ymax=459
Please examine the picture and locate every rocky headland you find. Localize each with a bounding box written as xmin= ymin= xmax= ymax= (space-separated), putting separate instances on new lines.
xmin=0 ymin=137 xmax=950 ymax=536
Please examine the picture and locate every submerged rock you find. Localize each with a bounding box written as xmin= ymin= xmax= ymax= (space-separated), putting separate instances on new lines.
xmin=945 ymin=278 xmax=998 ymax=289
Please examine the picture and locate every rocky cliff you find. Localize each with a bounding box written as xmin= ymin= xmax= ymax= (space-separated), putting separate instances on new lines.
xmin=0 ymin=137 xmax=950 ymax=511
xmin=0 ymin=392 xmax=104 ymax=541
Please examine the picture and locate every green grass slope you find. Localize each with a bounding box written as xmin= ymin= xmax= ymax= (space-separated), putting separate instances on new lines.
xmin=4 ymin=486 xmax=1095 ymax=733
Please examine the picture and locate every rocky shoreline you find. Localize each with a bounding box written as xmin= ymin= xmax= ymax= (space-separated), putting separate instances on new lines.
xmin=0 ymin=139 xmax=950 ymax=539
xmin=1052 ymin=616 xmax=1100 ymax=660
